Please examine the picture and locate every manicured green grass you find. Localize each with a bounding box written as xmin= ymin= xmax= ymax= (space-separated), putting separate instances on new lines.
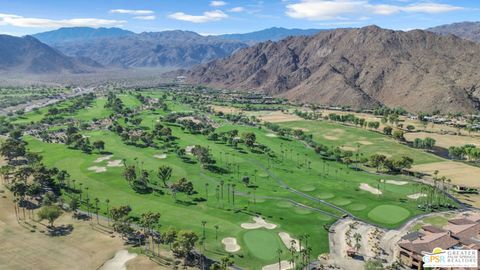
xmin=20 ymin=92 xmax=456 ymax=269
xmin=368 ymin=205 xmax=411 ymax=224
xmin=242 ymin=230 xmax=283 ymax=261
xmin=280 ymin=120 xmax=442 ymax=165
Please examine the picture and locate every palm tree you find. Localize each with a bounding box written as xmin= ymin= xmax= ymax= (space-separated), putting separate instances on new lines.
xmin=105 ymin=199 xmax=110 ymax=226
xmin=214 ymin=225 xmax=219 ymax=240
xmin=94 ymin=198 xmax=100 ymax=224
xmin=201 ymin=220 xmax=207 ymax=239
xmin=276 ymin=248 xmax=283 ymax=270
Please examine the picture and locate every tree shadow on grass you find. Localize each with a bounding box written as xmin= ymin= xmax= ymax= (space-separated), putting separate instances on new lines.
xmin=47 ymin=224 xmax=74 ymax=237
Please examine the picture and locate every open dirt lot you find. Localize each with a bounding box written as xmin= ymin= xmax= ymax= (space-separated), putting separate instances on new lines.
xmin=0 ymin=192 xmax=124 ymax=270
xmin=405 ymin=132 xmax=480 ymax=149
xmin=410 ymin=161 xmax=480 ymax=188
xmin=247 ymin=110 xmax=302 ymax=123
xmin=211 ymin=105 xmax=242 ymax=114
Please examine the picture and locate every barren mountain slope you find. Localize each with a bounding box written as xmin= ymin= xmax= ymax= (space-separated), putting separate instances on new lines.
xmin=186 ymin=26 xmax=480 ymax=113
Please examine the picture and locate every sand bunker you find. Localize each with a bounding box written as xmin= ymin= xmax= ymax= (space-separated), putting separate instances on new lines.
xmin=241 ymin=216 xmax=277 ymax=230
xmin=222 ymin=237 xmax=241 ymax=252
xmin=266 ymin=133 xmax=278 ymax=137
xmin=100 ymin=250 xmax=137 ymax=270
xmin=359 ymin=183 xmax=382 ymax=195
xmin=324 ymin=135 xmax=339 ymax=141
xmin=385 ymin=180 xmax=408 ymax=186
xmin=408 ymin=193 xmax=427 ymax=199
xmin=341 ymin=146 xmax=357 ymax=152
xmin=87 ymin=166 xmax=107 ymax=173
xmin=154 ymin=154 xmax=167 ymax=159
xmin=357 ymin=140 xmax=373 ymax=145
xmin=107 ymin=160 xmax=123 ymax=167
xmin=94 ymin=155 xmax=113 ymax=163
xmin=278 ymin=232 xmax=302 ymax=252
xmin=185 ymin=145 xmax=195 ymax=155
xmin=262 ymin=260 xmax=295 ymax=270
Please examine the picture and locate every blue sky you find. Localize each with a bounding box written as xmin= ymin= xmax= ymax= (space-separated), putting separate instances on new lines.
xmin=0 ymin=0 xmax=479 ymax=36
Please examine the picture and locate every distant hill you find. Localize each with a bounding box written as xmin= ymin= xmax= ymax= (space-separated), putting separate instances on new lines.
xmin=427 ymin=22 xmax=480 ymax=43
xmin=33 ymin=27 xmax=134 ymax=45
xmin=52 ymin=30 xmax=247 ymax=68
xmin=0 ymin=35 xmax=101 ymax=74
xmin=185 ymin=25 xmax=480 ymax=113
xmin=218 ymin=27 xmax=323 ymax=44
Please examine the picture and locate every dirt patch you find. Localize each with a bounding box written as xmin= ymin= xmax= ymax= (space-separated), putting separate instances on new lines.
xmin=359 ymin=183 xmax=382 ymax=195
xmin=278 ymin=232 xmax=302 ymax=252
xmin=107 ymin=160 xmax=123 ymax=167
xmin=0 ymin=187 xmax=124 ymax=270
xmin=411 ymin=161 xmax=480 ymax=188
xmin=404 ymin=132 xmax=480 ymax=149
xmin=222 ymin=237 xmax=241 ymax=252
xmin=408 ymin=193 xmax=427 ymax=200
xmin=252 ymin=111 xmax=302 ymax=123
xmin=240 ymin=216 xmax=277 ymax=230
xmin=211 ymin=105 xmax=242 ymax=114
xmin=87 ymin=166 xmax=107 ymax=173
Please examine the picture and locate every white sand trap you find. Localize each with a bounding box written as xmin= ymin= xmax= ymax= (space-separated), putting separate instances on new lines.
xmin=154 ymin=154 xmax=167 ymax=159
xmin=357 ymin=140 xmax=373 ymax=145
xmin=185 ymin=145 xmax=195 ymax=155
xmin=278 ymin=232 xmax=303 ymax=252
xmin=87 ymin=166 xmax=107 ymax=173
xmin=94 ymin=155 xmax=113 ymax=163
xmin=266 ymin=133 xmax=278 ymax=137
xmin=222 ymin=237 xmax=241 ymax=252
xmin=107 ymin=160 xmax=123 ymax=167
xmin=359 ymin=183 xmax=382 ymax=195
xmin=100 ymin=250 xmax=137 ymax=270
xmin=408 ymin=193 xmax=427 ymax=199
xmin=241 ymin=216 xmax=277 ymax=230
xmin=386 ymin=180 xmax=408 ymax=186
xmin=262 ymin=260 xmax=295 ymax=270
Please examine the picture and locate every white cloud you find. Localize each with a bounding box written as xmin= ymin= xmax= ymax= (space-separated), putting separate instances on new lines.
xmin=286 ymin=0 xmax=464 ymax=21
xmin=168 ymin=10 xmax=228 ymax=23
xmin=109 ymin=9 xmax=154 ymax=15
xmin=229 ymin=7 xmax=245 ymax=12
xmin=210 ymin=1 xmax=227 ymax=7
xmin=0 ymin=13 xmax=125 ymax=28
xmin=134 ymin=15 xmax=156 ymax=20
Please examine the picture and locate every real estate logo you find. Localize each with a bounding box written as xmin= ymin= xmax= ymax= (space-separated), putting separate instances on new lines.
xmin=422 ymin=247 xmax=478 ymax=268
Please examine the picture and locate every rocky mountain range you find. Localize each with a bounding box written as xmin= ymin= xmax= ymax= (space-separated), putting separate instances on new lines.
xmin=0 ymin=35 xmax=101 ymax=74
xmin=33 ymin=27 xmax=134 ymax=45
xmin=49 ymin=30 xmax=247 ymax=68
xmin=427 ymin=21 xmax=480 ymax=43
xmin=218 ymin=27 xmax=323 ymax=44
xmin=185 ymin=25 xmax=480 ymax=113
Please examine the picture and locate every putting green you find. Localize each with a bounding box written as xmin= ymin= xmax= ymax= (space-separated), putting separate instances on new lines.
xmin=276 ymin=201 xmax=293 ymax=208
xmin=348 ymin=204 xmax=367 ymax=211
xmin=299 ymin=185 xmax=316 ymax=192
xmin=294 ymin=208 xmax=312 ymax=215
xmin=317 ymin=192 xmax=335 ymax=199
xmin=242 ymin=230 xmax=282 ymax=261
xmin=368 ymin=205 xmax=410 ymax=224
xmin=329 ymin=197 xmax=352 ymax=206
